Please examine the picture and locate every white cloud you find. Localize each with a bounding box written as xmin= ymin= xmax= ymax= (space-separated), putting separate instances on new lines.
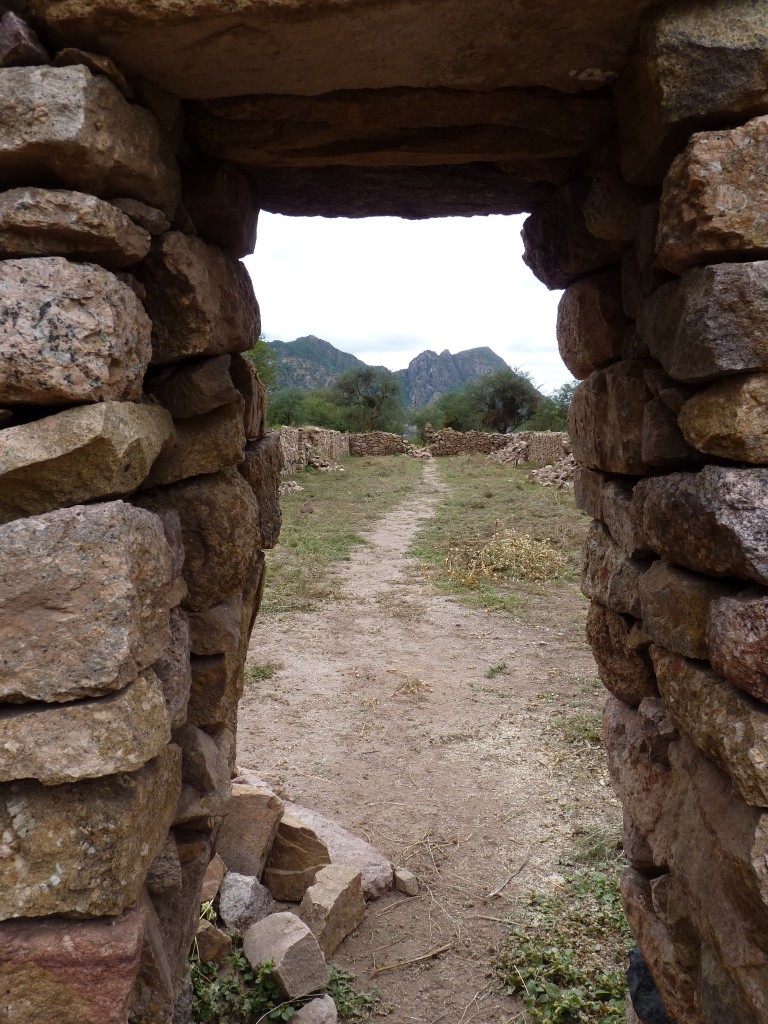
xmin=243 ymin=211 xmax=571 ymax=394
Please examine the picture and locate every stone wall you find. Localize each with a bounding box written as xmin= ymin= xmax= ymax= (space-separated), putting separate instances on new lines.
xmin=424 ymin=426 xmax=570 ymax=463
xmin=0 ymin=24 xmax=282 ymax=1023
xmin=348 ymin=431 xmax=412 ymax=456
xmin=279 ymin=425 xmax=350 ymax=471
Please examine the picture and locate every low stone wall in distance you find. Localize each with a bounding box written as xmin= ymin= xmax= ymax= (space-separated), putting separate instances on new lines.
xmin=349 ymin=431 xmax=410 ymax=456
xmin=425 ymin=426 xmax=570 ymax=463
xmin=279 ymin=426 xmax=350 ymax=472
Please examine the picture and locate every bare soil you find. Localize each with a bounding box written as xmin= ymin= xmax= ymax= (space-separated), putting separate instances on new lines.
xmin=238 ymin=461 xmax=620 ymax=1024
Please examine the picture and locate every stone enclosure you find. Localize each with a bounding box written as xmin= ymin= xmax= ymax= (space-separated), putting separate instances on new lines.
xmin=2 ymin=2 xmax=768 ymax=1022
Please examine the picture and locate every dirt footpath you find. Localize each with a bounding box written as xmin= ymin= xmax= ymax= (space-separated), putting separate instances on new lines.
xmin=238 ymin=462 xmax=619 ymax=1024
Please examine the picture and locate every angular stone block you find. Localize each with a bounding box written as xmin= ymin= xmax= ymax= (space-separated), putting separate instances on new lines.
xmin=239 ymin=433 xmax=284 ymax=550
xmin=299 ymin=864 xmax=365 ymax=957
xmin=581 ymin=521 xmax=649 ymax=618
xmin=200 ymin=853 xmax=226 ymax=904
xmin=216 ymin=779 xmax=285 ymax=878
xmin=708 ymin=586 xmax=768 ymax=703
xmin=679 ymin=373 xmax=768 ymax=463
xmin=631 ymin=467 xmax=768 ymax=584
xmin=264 ymin=812 xmax=332 ymax=902
xmin=0 ymin=11 xmax=48 ymax=67
xmin=586 ymin=603 xmax=657 ymax=707
xmin=219 ymin=872 xmax=274 ymax=932
xmin=143 ymin=398 xmax=246 ymax=489
xmin=187 ymin=592 xmax=243 ymax=657
xmin=0 ymin=744 xmax=181 ymax=919
xmin=651 ymin=646 xmax=768 ymax=807
xmin=601 ymin=478 xmax=653 ymax=560
xmin=137 ymin=467 xmax=262 ymax=612
xmin=0 ymin=257 xmax=152 ymax=405
xmin=187 ymin=653 xmax=243 ymax=730
xmin=153 ymin=606 xmax=192 ymax=729
xmin=0 ymin=670 xmax=170 ymax=785
xmin=0 ymin=187 xmax=150 ymax=267
xmin=53 ymin=47 xmax=133 ymax=98
xmin=243 ymin=912 xmax=329 ymax=1000
xmin=230 ymin=352 xmax=267 ymax=439
xmin=196 ymin=920 xmax=232 ymax=964
xmin=141 ymin=232 xmax=260 ymax=364
xmin=639 ymin=262 xmax=768 ymax=383
xmin=0 ymin=905 xmax=145 ymax=1024
xmin=639 ymin=561 xmax=735 ymax=661
xmin=173 ymin=725 xmax=231 ymax=827
xmin=569 ymin=360 xmax=652 ymax=475
xmin=0 ymin=65 xmax=179 ymax=214
xmin=0 ymin=402 xmax=174 ymax=524
xmin=145 ymin=834 xmax=182 ymax=898
xmin=556 ymin=270 xmax=628 ymax=380
xmin=0 ymin=502 xmax=173 ymax=703
xmin=111 ymin=197 xmax=171 ymax=236
xmin=182 ymin=159 xmax=259 ymax=258
xmin=146 ymin=355 xmax=237 ymax=419
xmin=394 ymin=868 xmax=419 ymax=896
xmin=294 ymin=995 xmax=338 ymax=1023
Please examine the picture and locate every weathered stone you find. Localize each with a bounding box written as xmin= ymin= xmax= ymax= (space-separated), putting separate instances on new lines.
xmin=581 ymin=521 xmax=649 ymax=618
xmin=522 ymin=181 xmax=626 ymax=290
xmin=708 ymin=587 xmax=768 ymax=704
xmin=573 ymin=466 xmax=609 ymax=520
xmin=146 ymin=355 xmax=237 ymax=420
xmin=651 ymin=646 xmax=768 ymax=807
xmin=187 ymin=653 xmax=243 ymax=730
xmin=0 ymin=744 xmax=181 ymax=919
xmin=146 ymin=834 xmax=183 ymax=898
xmin=127 ymin=892 xmax=176 ymax=1024
xmin=0 ymin=187 xmax=150 ymax=267
xmin=196 ymin=920 xmax=232 ymax=964
xmin=0 ymin=256 xmax=152 ymax=405
xmin=299 ymin=864 xmax=365 ymax=957
xmin=0 ymin=402 xmax=174 ymax=524
xmin=631 ymin=467 xmax=768 ymax=584
xmin=601 ymin=479 xmax=652 ymax=560
xmin=641 ymin=396 xmax=701 ymax=470
xmin=556 ymin=270 xmax=628 ymax=380
xmin=219 ymin=872 xmax=275 ymax=932
xmin=264 ymin=812 xmax=332 ymax=902
xmin=141 ymin=232 xmax=260 ymax=365
xmin=154 ymin=833 xmax=214 ymax=993
xmin=182 ymin=160 xmax=259 ymax=258
xmin=137 ymin=467 xmax=261 ymax=612
xmin=53 ymin=47 xmax=133 ymax=98
xmin=569 ymin=361 xmax=652 ymax=474
xmin=621 ymin=203 xmax=669 ymax=322
xmin=153 ymin=607 xmax=192 ymax=730
xmin=216 ymin=778 xmax=285 ymax=879
xmin=639 ymin=262 xmax=768 ymax=383
xmin=239 ymin=433 xmax=284 ymax=550
xmin=294 ymin=995 xmax=339 ymax=1024
xmin=201 ymin=853 xmax=227 ymax=904
xmin=586 ymin=603 xmax=657 ymax=707
xmin=679 ymin=374 xmax=768 ymax=463
xmin=0 ymin=905 xmax=145 ymax=1024
xmin=0 ymin=670 xmax=170 ymax=785
xmin=394 ymin=868 xmax=419 ymax=896
xmin=0 ymin=65 xmax=179 ymax=214
xmin=639 ymin=561 xmax=735 ymax=661
xmin=285 ymin=803 xmax=393 ymax=901
xmin=0 ymin=11 xmax=48 ymax=67
xmin=111 ymin=197 xmax=171 ymax=235
xmin=603 ymin=696 xmax=674 ymax=870
xmin=0 ymin=501 xmax=173 ymax=703
xmin=627 ymin=946 xmax=678 ymax=1024
xmin=187 ymin=592 xmax=243 ymax=657
xmin=229 ymin=353 xmax=267 ymax=439
xmin=583 ymin=150 xmax=646 ymax=242
xmin=143 ymin=398 xmax=246 ymax=489
xmin=173 ymin=725 xmax=230 ymax=827
xmin=618 ymin=1 xmax=768 ymax=186
xmin=243 ymin=912 xmax=329 ymax=1000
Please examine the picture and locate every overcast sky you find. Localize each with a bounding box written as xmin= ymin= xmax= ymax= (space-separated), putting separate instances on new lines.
xmin=243 ymin=212 xmax=571 ymax=395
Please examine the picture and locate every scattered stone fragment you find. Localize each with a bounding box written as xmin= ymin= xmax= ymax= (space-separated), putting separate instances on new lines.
xmin=0 ymin=11 xmax=48 ymax=67
xmin=146 ymin=355 xmax=237 ymax=419
xmin=201 ymin=854 xmax=227 ymax=904
xmin=586 ymin=602 xmax=657 ymax=707
xmin=0 ymin=401 xmax=174 ymax=524
xmin=110 ymin=197 xmax=171 ymax=235
xmin=216 ymin=778 xmax=285 ymax=878
xmin=294 ymin=995 xmax=339 ymax=1023
xmin=53 ymin=47 xmax=133 ymax=98
xmin=143 ymin=397 xmax=245 ymax=488
xmin=299 ymin=865 xmax=365 ymax=957
xmin=0 ymin=257 xmax=152 ymax=405
xmin=195 ymin=920 xmax=232 ymax=964
xmin=264 ymin=812 xmax=332 ymax=902
xmin=243 ymin=912 xmax=329 ymax=1000
xmin=678 ymin=374 xmax=768 ymax=463
xmin=0 ymin=501 xmax=173 ymax=703
xmin=394 ymin=868 xmax=419 ymax=896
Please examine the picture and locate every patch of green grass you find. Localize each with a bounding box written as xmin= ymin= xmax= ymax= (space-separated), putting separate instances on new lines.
xmin=326 ymin=966 xmax=387 ymax=1020
xmin=485 ymin=661 xmax=509 ymax=679
xmin=245 ymin=662 xmax=283 ymax=683
xmin=494 ymin=864 xmax=632 ymax=1023
xmin=566 ymin=825 xmax=624 ymax=869
xmin=553 ymin=710 xmax=603 ymax=748
xmin=410 ymin=456 xmax=587 ymax=613
xmin=264 ymin=457 xmax=424 ymax=615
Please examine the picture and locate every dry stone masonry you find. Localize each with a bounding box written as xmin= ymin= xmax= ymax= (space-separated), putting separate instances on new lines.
xmin=2 ymin=2 xmax=768 ymax=1022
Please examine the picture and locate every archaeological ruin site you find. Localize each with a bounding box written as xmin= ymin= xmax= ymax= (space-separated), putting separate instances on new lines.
xmin=2 ymin=0 xmax=768 ymax=1020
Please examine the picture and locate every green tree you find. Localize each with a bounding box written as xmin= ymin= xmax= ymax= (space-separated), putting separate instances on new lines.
xmin=469 ymin=368 xmax=541 ymax=433
xmin=520 ymin=379 xmax=578 ymax=431
xmin=330 ymin=366 xmax=404 ymax=432
xmin=304 ymin=390 xmax=347 ymax=430
xmin=245 ymin=335 xmax=279 ymax=391
xmin=266 ymin=387 xmax=307 ymax=426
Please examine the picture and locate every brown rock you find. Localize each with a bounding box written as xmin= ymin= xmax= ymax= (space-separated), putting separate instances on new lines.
xmin=215 ymin=779 xmax=285 ymax=880
xmin=141 ymin=232 xmax=260 ymax=365
xmin=196 ymin=920 xmax=232 ymax=964
xmin=631 ymin=467 xmax=768 ymax=584
xmin=0 ymin=670 xmax=170 ymax=785
xmin=0 ymin=188 xmax=150 ymax=267
xmin=582 ymin=151 xmax=645 ymax=242
xmin=568 ymin=360 xmax=652 ymax=474
xmin=146 ymin=355 xmax=237 ymax=419
xmin=53 ymin=47 xmax=133 ymax=98
xmin=137 ymin=467 xmax=261 ymax=612
xmin=0 ymin=402 xmax=174 ymax=524
xmin=182 ymin=159 xmax=259 ymax=258
xmin=187 ymin=592 xmax=243 ymax=657
xmin=127 ymin=894 xmax=175 ymax=1024
xmin=394 ymin=868 xmax=419 ymax=896
xmin=153 ymin=606 xmax=192 ymax=729
xmin=174 ymin=724 xmax=231 ymax=827
xmin=581 ymin=521 xmax=649 ymax=618
xmin=243 ymin=912 xmax=328 ymax=1000
xmin=601 ymin=479 xmax=652 ymax=560
xmin=110 ymin=197 xmax=171 ymax=235
xmin=145 ymin=834 xmax=182 ymax=898
xmin=708 ymin=586 xmax=768 ymax=703
xmin=0 ymin=11 xmax=48 ymax=66
xmin=639 ymin=262 xmax=768 ymax=383
xmin=200 ymin=853 xmax=226 ymax=904
xmin=556 ymin=270 xmax=628 ymax=380
xmin=0 ymin=257 xmax=151 ymax=405
xmin=651 ymin=646 xmax=768 ymax=807
xmin=0 ymin=501 xmax=173 ymax=703
xmin=639 ymin=561 xmax=736 ymax=660
xmin=573 ymin=466 xmax=609 ymax=520
xmin=641 ymin=395 xmax=701 ymax=470
xmin=264 ymin=812 xmax=332 ymax=902
xmin=239 ymin=433 xmax=285 ymax=550
xmin=143 ymin=398 xmax=246 ymax=488
xmin=679 ymin=373 xmax=768 ymax=463
xmin=0 ymin=905 xmax=145 ymax=1024
xmin=586 ymin=603 xmax=657 ymax=707
xmin=187 ymin=653 xmax=244 ymax=730
xmin=294 ymin=995 xmax=339 ymax=1024
xmin=230 ymin=353 xmax=267 ymax=439
xmin=299 ymin=864 xmax=365 ymax=957
xmin=0 ymin=744 xmax=181 ymax=919
xmin=621 ymin=203 xmax=670 ymax=321
xmin=0 ymin=65 xmax=179 ymax=214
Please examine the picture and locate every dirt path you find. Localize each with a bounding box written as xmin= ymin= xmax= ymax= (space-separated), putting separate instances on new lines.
xmin=238 ymin=461 xmax=618 ymax=1024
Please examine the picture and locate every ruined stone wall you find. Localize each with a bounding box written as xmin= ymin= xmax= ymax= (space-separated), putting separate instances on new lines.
xmin=519 ymin=7 xmax=768 ymax=1021
xmin=426 ymin=427 xmax=570 ymax=462
xmin=279 ymin=425 xmax=350 ymax=471
xmin=0 ymin=20 xmax=282 ymax=1022
xmin=348 ymin=430 xmax=411 ymax=456
xmin=424 ymin=425 xmax=512 ymax=456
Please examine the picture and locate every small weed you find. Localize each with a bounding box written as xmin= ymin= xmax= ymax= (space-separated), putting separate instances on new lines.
xmin=327 ymin=966 xmax=386 ymax=1020
xmin=566 ymin=825 xmax=624 ymax=868
xmin=393 ymin=675 xmax=433 ymax=699
xmin=486 ymin=661 xmax=509 ymax=679
xmin=245 ymin=662 xmax=283 ymax=683
xmin=554 ymin=711 xmax=603 ymax=747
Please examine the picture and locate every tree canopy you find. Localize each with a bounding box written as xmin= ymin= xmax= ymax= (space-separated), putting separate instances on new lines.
xmin=330 ymin=366 xmax=404 ymax=432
